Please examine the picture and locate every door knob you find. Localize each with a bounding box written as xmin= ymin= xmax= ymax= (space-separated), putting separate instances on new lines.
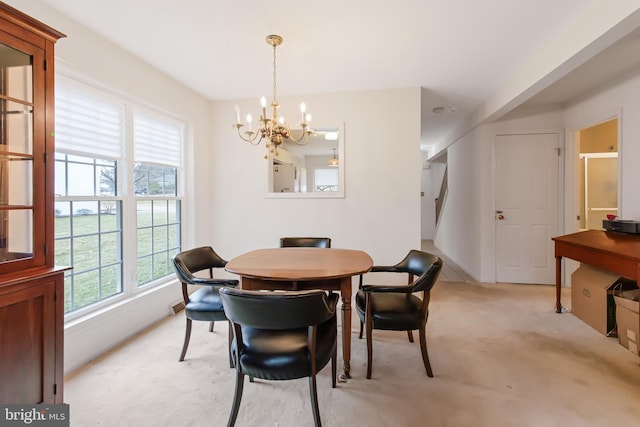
xmin=497 ymin=214 xmax=505 ymax=220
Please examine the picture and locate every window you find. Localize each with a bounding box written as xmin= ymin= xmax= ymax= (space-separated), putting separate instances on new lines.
xmin=55 ymin=155 xmax=123 ymax=312
xmin=314 ymin=168 xmax=339 ymax=192
xmin=133 ymin=113 xmax=182 ymax=286
xmin=54 ymin=76 xmax=183 ymax=315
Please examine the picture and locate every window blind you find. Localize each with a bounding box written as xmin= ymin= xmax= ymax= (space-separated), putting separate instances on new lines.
xmin=133 ymin=113 xmax=182 ymax=168
xmin=55 ymin=80 xmax=125 ymax=159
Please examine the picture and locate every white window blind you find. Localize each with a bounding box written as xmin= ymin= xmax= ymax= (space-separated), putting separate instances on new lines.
xmin=133 ymin=113 xmax=182 ymax=168
xmin=55 ymin=80 xmax=125 ymax=159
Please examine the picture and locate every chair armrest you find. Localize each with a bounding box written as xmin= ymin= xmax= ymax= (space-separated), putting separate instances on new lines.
xmin=361 ymin=284 xmax=413 ymax=293
xmin=190 ymin=277 xmax=239 ymax=287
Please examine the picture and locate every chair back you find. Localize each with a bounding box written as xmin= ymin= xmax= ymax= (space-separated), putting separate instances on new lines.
xmin=398 ymin=250 xmax=442 ymax=293
xmin=172 ymin=246 xmax=228 ymax=284
xmin=280 ymin=237 xmax=331 ymax=248
xmin=220 ymin=288 xmax=336 ymax=329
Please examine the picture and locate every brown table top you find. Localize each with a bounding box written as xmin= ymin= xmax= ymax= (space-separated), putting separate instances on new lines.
xmin=225 ymin=248 xmax=373 ymax=281
xmin=552 ymin=229 xmax=640 ymax=261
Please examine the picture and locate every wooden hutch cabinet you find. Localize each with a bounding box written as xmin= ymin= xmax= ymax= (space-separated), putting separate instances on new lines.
xmin=0 ymin=3 xmax=66 ymax=404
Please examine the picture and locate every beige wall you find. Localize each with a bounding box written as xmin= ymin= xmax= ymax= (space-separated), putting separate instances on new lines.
xmin=580 ymin=119 xmax=618 ymax=153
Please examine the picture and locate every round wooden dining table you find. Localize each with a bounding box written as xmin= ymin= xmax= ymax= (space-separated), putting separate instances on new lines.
xmin=225 ymin=248 xmax=373 ymax=379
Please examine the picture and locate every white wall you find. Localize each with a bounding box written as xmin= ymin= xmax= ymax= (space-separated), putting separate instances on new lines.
xmin=209 ymin=88 xmax=423 ymax=266
xmin=564 ymin=70 xmax=640 ymax=224
xmin=435 ymin=110 xmax=565 ymax=282
xmin=6 ymin=0 xmax=214 ymax=373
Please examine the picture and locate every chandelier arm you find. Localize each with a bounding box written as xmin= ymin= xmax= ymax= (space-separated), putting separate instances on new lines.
xmin=235 ymin=125 xmax=264 ymax=145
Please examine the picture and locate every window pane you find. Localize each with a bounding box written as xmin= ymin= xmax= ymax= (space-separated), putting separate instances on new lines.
xmin=137 ymin=200 xmax=152 ymax=227
xmin=99 ymin=202 xmax=119 ymax=231
xmin=72 ymin=201 xmax=99 ymax=234
xmin=72 ymin=235 xmax=99 ymax=272
xmin=152 ymin=252 xmax=170 ymax=279
xmin=98 ymin=164 xmax=116 ymax=196
xmin=55 ymin=202 xmax=71 ymax=236
xmin=168 ymin=200 xmax=179 ymax=223
xmin=153 ymin=200 xmax=168 ymax=225
xmin=137 ymin=255 xmax=152 ymax=284
xmin=100 ymin=231 xmax=119 ymax=264
xmin=153 ymin=225 xmax=168 ymax=252
xmin=55 ymin=237 xmax=71 ymax=267
xmin=72 ymin=269 xmax=101 ymax=309
xmin=137 ymin=227 xmax=152 ymax=256
xmin=168 ymin=224 xmax=179 ymax=249
xmin=68 ymin=161 xmax=96 ymax=196
xmin=55 ymin=158 xmax=67 ymax=196
xmin=100 ymin=264 xmax=121 ymax=298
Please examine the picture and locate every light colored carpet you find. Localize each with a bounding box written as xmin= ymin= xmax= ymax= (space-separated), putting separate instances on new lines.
xmin=65 ymin=281 xmax=640 ymax=426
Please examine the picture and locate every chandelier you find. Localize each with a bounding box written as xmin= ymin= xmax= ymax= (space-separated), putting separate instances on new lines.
xmin=234 ymin=34 xmax=313 ymax=158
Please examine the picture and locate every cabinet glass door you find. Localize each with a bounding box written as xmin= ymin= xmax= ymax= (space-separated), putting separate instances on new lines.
xmin=0 ymin=42 xmax=34 ymax=263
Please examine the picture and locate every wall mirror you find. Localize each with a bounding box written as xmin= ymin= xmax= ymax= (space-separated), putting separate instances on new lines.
xmin=266 ymin=124 xmax=344 ymax=198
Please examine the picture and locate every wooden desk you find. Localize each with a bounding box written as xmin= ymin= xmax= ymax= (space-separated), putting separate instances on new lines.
xmin=225 ymin=248 xmax=373 ymax=379
xmin=553 ymin=230 xmax=640 ymax=314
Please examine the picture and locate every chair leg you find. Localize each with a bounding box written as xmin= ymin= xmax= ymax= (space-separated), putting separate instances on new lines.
xmin=209 ymin=320 xmax=215 ymax=332
xmin=227 ymin=370 xmax=245 ymax=427
xmin=227 ymin=321 xmax=233 ymax=369
xmin=407 ymin=330 xmax=414 ymax=343
xmin=359 ymin=320 xmax=363 ymax=339
xmin=365 ymin=316 xmax=373 ymax=379
xmin=419 ymin=324 xmax=433 ymax=377
xmin=179 ymin=318 xmax=192 ymax=362
xmin=308 ymin=374 xmax=322 ymax=427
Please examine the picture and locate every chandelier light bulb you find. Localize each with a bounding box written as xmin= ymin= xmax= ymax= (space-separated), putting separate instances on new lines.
xmin=260 ymin=96 xmax=267 ymax=107
xmin=300 ymin=103 xmax=306 ymax=113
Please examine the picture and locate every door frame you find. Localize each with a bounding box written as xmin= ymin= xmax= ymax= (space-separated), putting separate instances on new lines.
xmin=562 ymin=115 xmax=621 ymax=285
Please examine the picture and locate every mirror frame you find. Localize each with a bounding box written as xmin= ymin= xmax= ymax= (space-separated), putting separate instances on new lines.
xmin=265 ymin=123 xmax=345 ymax=198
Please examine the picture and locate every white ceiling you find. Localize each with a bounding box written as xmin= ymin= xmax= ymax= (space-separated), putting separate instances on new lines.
xmin=35 ymin=0 xmax=640 ymax=145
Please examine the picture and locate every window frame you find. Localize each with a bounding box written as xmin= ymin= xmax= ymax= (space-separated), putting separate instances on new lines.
xmin=55 ymin=74 xmax=185 ymax=321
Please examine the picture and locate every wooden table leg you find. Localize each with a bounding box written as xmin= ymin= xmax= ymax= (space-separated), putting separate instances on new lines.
xmin=555 ymin=256 xmax=562 ymax=313
xmin=340 ymin=277 xmax=352 ymax=379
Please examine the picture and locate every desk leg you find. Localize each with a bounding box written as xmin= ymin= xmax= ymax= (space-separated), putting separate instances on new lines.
xmin=555 ymin=256 xmax=562 ymax=313
xmin=340 ymin=277 xmax=352 ymax=380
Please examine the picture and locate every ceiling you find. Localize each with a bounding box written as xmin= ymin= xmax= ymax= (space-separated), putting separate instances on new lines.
xmin=34 ymin=1 xmax=640 ymax=146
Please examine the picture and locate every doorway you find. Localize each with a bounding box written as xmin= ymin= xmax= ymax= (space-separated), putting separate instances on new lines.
xmin=577 ymin=119 xmax=618 ymax=230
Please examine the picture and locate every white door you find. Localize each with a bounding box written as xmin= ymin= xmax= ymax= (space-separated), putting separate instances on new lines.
xmin=495 ymin=133 xmax=560 ymax=284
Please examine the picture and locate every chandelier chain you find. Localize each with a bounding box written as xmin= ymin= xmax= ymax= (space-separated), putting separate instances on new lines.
xmin=272 ymin=43 xmax=278 ymax=105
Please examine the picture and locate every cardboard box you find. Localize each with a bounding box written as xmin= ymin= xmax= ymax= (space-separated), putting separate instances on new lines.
xmin=614 ymin=289 xmax=639 ymax=355
xmin=571 ymin=264 xmax=635 ymax=336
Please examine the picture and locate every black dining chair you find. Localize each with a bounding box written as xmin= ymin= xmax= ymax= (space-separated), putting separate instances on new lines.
xmin=280 ymin=237 xmax=332 ymax=248
xmin=172 ymin=246 xmax=239 ymax=362
xmin=356 ymin=249 xmax=442 ymax=379
xmin=219 ymin=287 xmax=338 ymax=427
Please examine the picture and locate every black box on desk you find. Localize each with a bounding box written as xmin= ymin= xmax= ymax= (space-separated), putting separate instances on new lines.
xmin=571 ymin=264 xmax=636 ymax=336
xmin=602 ymin=219 xmax=640 ymax=234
